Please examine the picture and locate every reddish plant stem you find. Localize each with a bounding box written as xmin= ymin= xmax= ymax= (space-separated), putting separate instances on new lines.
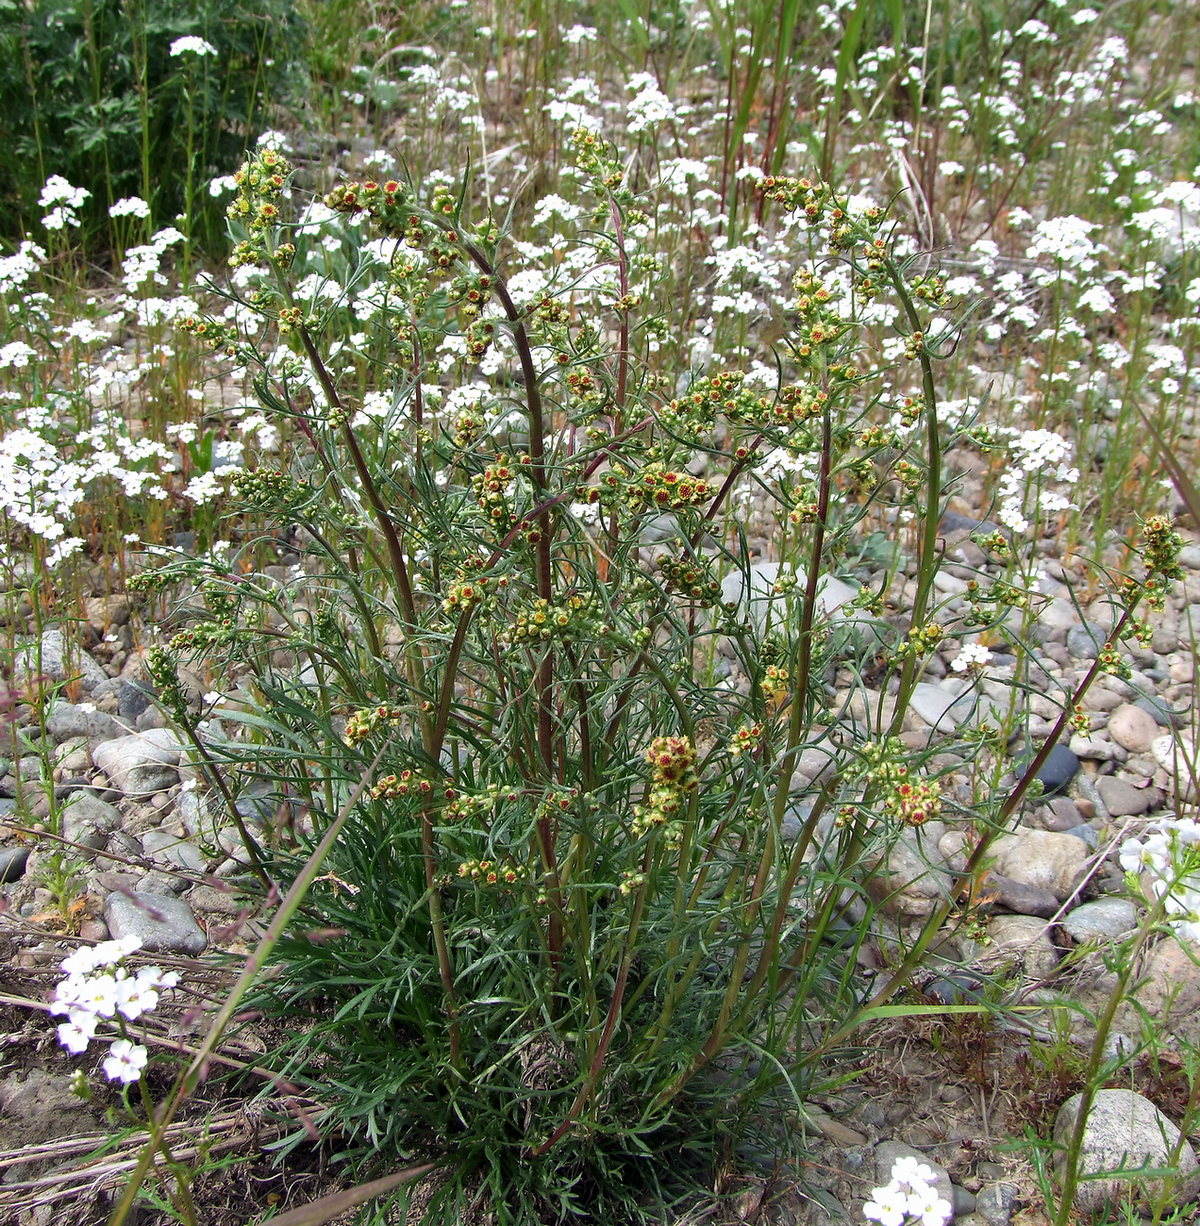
xmin=456 ymin=239 xmax=565 ymax=964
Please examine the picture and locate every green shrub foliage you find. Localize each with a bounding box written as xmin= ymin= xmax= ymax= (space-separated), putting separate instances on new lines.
xmin=0 ymin=0 xmax=305 ymax=253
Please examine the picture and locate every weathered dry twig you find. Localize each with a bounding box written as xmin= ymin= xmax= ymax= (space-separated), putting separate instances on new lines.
xmin=0 ymin=1099 xmax=307 ymax=1214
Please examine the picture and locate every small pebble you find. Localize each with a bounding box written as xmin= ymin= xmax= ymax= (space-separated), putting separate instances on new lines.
xmin=1107 ymin=704 xmax=1159 ymax=754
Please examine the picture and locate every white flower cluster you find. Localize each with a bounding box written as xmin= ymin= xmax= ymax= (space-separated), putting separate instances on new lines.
xmin=1120 ymin=818 xmax=1200 ymax=943
xmin=951 ymin=641 xmax=993 ymax=673
xmin=109 ymin=196 xmax=151 ymax=221
xmin=121 ymin=226 xmax=186 ymax=295
xmin=49 ymin=937 xmax=178 ymax=1084
xmin=863 ymin=1157 xmax=952 ymax=1226
xmin=1128 ymin=181 xmax=1200 ymax=262
xmin=659 ymin=157 xmax=711 ymax=194
xmin=39 ymin=175 xmax=90 ymax=232
xmin=995 ymin=428 xmax=1078 ymax=536
xmin=705 ymin=238 xmax=792 ymax=319
xmin=1026 ymin=215 xmax=1104 ymax=280
xmin=0 ymin=427 xmax=90 ymax=544
xmin=0 ymin=240 xmax=47 ymax=294
xmin=531 ymin=194 xmax=583 ymax=228
xmin=626 ymin=72 xmax=677 ymax=134
xmin=169 ymin=35 xmax=218 ymax=57
xmin=401 ymin=63 xmax=483 ymax=132
xmin=0 ymin=399 xmax=175 ymax=567
xmin=545 ymin=75 xmax=603 ymax=132
xmin=0 ymin=340 xmax=37 ymax=369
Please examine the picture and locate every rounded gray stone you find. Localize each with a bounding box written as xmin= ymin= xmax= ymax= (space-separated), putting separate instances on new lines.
xmin=1132 ymin=939 xmax=1200 ymax=1034
xmin=1061 ymin=823 xmax=1098 ymax=850
xmin=1040 ymin=797 xmax=1086 ymax=831
xmin=13 ymin=628 xmax=108 ymax=693
xmin=92 ymin=729 xmax=185 ymax=798
xmin=103 ymin=890 xmax=206 ymax=954
xmin=141 ymin=828 xmax=207 ymax=874
xmin=866 ymin=832 xmax=945 ymax=917
xmin=45 ymin=701 xmax=124 ymax=745
xmin=0 ymin=845 xmax=29 ymax=883
xmin=1096 ymin=776 xmax=1157 ymax=817
xmin=1061 ymin=898 xmax=1138 ymax=945
xmin=975 ymin=1182 xmax=1017 ymax=1226
xmin=951 ymin=1185 xmax=977 ymax=1217
xmin=117 ymin=680 xmax=155 ymax=721
xmin=1066 ymin=620 xmax=1110 ymax=660
xmin=989 ymin=873 xmax=1060 ymax=919
xmin=990 ymin=830 xmax=1089 ymax=902
xmin=720 ymin=561 xmax=858 ymax=634
xmin=1068 ymin=735 xmax=1126 ymax=764
xmin=1031 ymin=743 xmax=1080 ymax=795
xmin=909 ymin=681 xmax=976 ymax=732
xmin=60 ymin=791 xmax=123 ymax=855
xmin=1134 ymin=695 xmax=1185 ymax=728
xmin=972 ymin=914 xmax=1059 ymax=979
xmin=1053 ymin=1089 xmax=1200 ymax=1214
xmin=1032 ymin=596 xmax=1080 ymax=640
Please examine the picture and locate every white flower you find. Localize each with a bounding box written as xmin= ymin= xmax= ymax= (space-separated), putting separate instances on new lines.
xmin=256 ymin=129 xmax=291 ymax=152
xmin=60 ymin=946 xmax=102 ymax=977
xmin=531 ymin=194 xmax=583 ymax=226
xmin=183 ymin=471 xmax=228 ymax=504
xmin=863 ymin=1183 xmax=909 ymax=1226
xmin=102 ymin=1039 xmax=149 ymax=1085
xmin=60 ymin=318 xmax=108 ymax=344
xmin=42 ymin=207 xmax=75 ymax=231
xmin=50 ymin=975 xmax=87 ymax=1015
xmin=889 ymin=1156 xmax=937 ymax=1191
xmin=169 ymin=35 xmax=218 ymax=57
xmin=1119 ymin=820 xmax=1200 ymax=941
xmin=114 ymin=975 xmax=160 ymax=1021
xmin=862 ymin=1158 xmax=951 ymax=1226
xmin=46 ymin=536 xmax=85 ymax=567
xmin=1027 ymin=215 xmax=1102 ymax=273
xmin=57 ymin=1014 xmax=98 ymax=1054
xmin=1119 ymin=830 xmax=1164 ymax=874
xmin=138 ymin=966 xmax=180 ymax=992
xmin=906 ymin=1185 xmax=952 ymax=1226
xmin=92 ymin=935 xmax=143 ymax=967
xmin=0 ymin=240 xmax=47 ymax=292
xmin=75 ymin=974 xmax=119 ymax=1018
xmin=660 ymin=157 xmax=711 ymax=193
xmin=1077 ymin=284 xmax=1115 ymax=314
xmin=1016 ymin=18 xmax=1054 ymax=41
